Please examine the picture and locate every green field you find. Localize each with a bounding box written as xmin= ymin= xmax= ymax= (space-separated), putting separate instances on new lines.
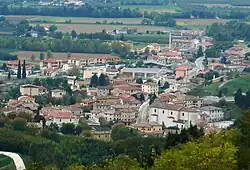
xmin=125 ymin=34 xmax=170 ymax=44
xmin=192 ymin=74 xmax=250 ymax=97
xmin=220 ymin=74 xmax=250 ymax=95
xmin=121 ymin=5 xmax=181 ymax=13
xmin=0 ymin=155 xmax=16 ymax=170
xmin=31 ymin=23 xmax=170 ymax=33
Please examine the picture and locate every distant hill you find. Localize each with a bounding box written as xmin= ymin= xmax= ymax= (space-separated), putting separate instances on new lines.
xmin=0 ymin=154 xmax=16 ymax=170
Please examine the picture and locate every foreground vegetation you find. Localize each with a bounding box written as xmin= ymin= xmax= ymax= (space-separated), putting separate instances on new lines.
xmin=0 ymin=155 xmax=16 ymax=170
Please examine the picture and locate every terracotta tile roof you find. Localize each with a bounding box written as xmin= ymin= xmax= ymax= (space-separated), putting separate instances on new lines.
xmin=113 ymin=85 xmax=141 ymax=91
xmin=42 ymin=108 xmax=74 ymax=119
xmin=70 ymin=55 xmax=119 ymax=61
xmin=166 ymin=52 xmax=181 ymax=57
xmin=199 ymin=42 xmax=213 ymax=47
xmin=176 ymin=65 xmax=192 ymax=71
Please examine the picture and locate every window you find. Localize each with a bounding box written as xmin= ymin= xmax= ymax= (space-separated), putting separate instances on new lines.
xmin=154 ymin=109 xmax=157 ymax=113
xmin=60 ymin=119 xmax=61 ymax=122
xmin=70 ymin=119 xmax=71 ymax=122
xmin=162 ymin=110 xmax=164 ymax=114
xmin=182 ymin=113 xmax=184 ymax=116
xmin=171 ymin=112 xmax=173 ymax=115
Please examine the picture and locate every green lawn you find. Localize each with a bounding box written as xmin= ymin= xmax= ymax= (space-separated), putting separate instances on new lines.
xmin=0 ymin=155 xmax=16 ymax=170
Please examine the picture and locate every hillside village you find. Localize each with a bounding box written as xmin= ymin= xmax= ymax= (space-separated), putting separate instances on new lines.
xmin=0 ymin=28 xmax=247 ymax=141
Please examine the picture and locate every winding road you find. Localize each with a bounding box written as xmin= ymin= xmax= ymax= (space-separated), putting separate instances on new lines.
xmin=0 ymin=151 xmax=26 ymax=170
xmin=195 ymin=56 xmax=205 ymax=73
xmin=137 ymin=99 xmax=150 ymax=123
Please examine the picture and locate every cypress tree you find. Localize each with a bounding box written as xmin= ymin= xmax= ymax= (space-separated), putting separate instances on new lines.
xmin=22 ymin=60 xmax=26 ymax=79
xmin=17 ymin=60 xmax=21 ymax=79
xmin=8 ymin=71 xmax=11 ymax=80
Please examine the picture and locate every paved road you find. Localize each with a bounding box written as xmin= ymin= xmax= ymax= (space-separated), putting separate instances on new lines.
xmin=137 ymin=99 xmax=150 ymax=123
xmin=195 ymin=56 xmax=205 ymax=72
xmin=0 ymin=151 xmax=26 ymax=170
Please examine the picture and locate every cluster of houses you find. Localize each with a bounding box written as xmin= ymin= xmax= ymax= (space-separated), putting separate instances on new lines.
xmin=2 ymin=29 xmax=245 ymax=141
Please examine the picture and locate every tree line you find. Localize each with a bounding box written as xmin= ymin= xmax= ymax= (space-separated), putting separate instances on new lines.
xmin=176 ymin=4 xmax=250 ymax=19
xmin=0 ymin=113 xmax=204 ymax=170
xmin=0 ymin=36 xmax=130 ymax=57
xmin=207 ymin=21 xmax=250 ymax=41
xmin=0 ymin=4 xmax=141 ymax=18
xmin=0 ymin=51 xmax=17 ymax=61
xmin=2 ymin=3 xmax=250 ymax=20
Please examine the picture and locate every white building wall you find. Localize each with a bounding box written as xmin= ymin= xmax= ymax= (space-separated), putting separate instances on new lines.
xmin=149 ymin=107 xmax=199 ymax=129
xmin=46 ymin=117 xmax=79 ymax=127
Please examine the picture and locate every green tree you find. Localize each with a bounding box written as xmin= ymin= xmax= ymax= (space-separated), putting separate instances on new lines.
xmin=49 ymin=25 xmax=57 ymax=33
xmin=136 ymin=78 xmax=143 ymax=84
xmin=196 ymin=46 xmax=204 ymax=58
xmin=99 ymin=73 xmax=107 ymax=86
xmin=234 ymin=88 xmax=244 ymax=108
xmin=153 ymin=131 xmax=237 ymax=170
xmin=237 ymin=110 xmax=250 ymax=169
xmin=8 ymin=71 xmax=11 ymax=80
xmin=40 ymin=53 xmax=45 ymax=60
xmin=104 ymin=155 xmax=142 ymax=170
xmin=17 ymin=60 xmax=21 ymax=79
xmin=111 ymin=125 xmax=138 ymax=141
xmin=22 ymin=60 xmax=26 ymax=79
xmin=11 ymin=117 xmax=27 ymax=131
xmin=71 ymin=30 xmax=77 ymax=38
xmin=60 ymin=123 xmax=75 ymax=135
xmin=67 ymin=165 xmax=87 ymax=170
xmin=163 ymin=81 xmax=170 ymax=89
xmin=67 ymin=67 xmax=80 ymax=76
xmin=205 ymin=46 xmax=219 ymax=58
xmin=139 ymin=93 xmax=145 ymax=102
xmin=90 ymin=74 xmax=99 ymax=87
xmin=47 ymin=50 xmax=53 ymax=59
xmin=2 ymin=63 xmax=7 ymax=70
xmin=67 ymin=52 xmax=71 ymax=59
xmin=149 ymin=93 xmax=157 ymax=105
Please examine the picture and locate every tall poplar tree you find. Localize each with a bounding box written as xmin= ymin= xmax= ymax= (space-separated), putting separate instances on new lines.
xmin=22 ymin=60 xmax=26 ymax=79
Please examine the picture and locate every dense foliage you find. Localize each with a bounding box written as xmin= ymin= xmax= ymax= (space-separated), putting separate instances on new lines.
xmin=0 ymin=36 xmax=130 ymax=56
xmin=0 ymin=51 xmax=17 ymax=61
xmin=207 ymin=21 xmax=250 ymax=41
xmin=0 ymin=5 xmax=141 ymax=18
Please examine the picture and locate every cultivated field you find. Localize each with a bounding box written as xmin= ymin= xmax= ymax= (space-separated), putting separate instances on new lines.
xmin=15 ymin=51 xmax=116 ymax=61
xmin=5 ymin=15 xmax=143 ymax=25
xmin=31 ymin=23 xmax=169 ymax=33
xmin=176 ymin=19 xmax=232 ymax=26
